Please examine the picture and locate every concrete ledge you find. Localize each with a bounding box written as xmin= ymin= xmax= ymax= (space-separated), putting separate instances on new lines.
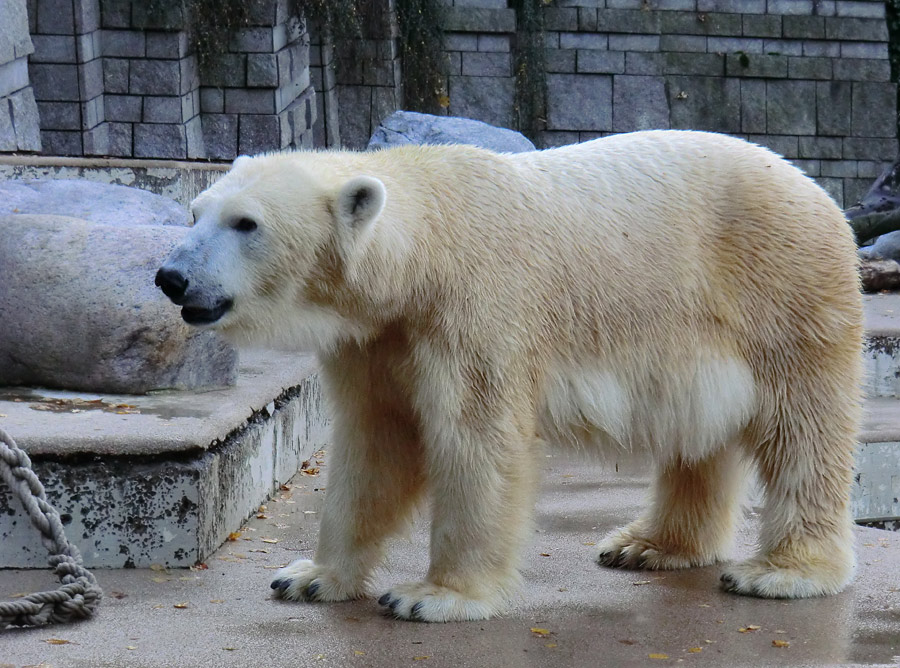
xmin=0 ymin=351 xmax=328 ymax=568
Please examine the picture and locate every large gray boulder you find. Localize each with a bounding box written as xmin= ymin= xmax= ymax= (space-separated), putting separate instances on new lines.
xmin=859 ymin=230 xmax=900 ymax=263
xmin=0 ymin=179 xmax=192 ymax=227
xmin=367 ymin=111 xmax=535 ymax=153
xmin=0 ymin=214 xmax=236 ymax=394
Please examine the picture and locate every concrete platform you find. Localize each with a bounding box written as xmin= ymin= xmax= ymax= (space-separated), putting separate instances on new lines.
xmin=1 ymin=457 xmax=898 ymax=667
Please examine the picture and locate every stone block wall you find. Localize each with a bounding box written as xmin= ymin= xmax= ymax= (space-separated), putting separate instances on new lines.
xmin=1 ymin=0 xmax=41 ymax=152
xmin=20 ymin=0 xmax=316 ymax=160
xmin=441 ymin=0 xmax=896 ymax=208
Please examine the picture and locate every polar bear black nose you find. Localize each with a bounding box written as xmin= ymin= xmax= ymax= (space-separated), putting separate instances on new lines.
xmin=155 ymin=267 xmax=188 ymax=302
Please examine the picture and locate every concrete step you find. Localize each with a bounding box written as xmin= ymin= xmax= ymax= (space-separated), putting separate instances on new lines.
xmin=0 ymin=351 xmax=327 ymax=568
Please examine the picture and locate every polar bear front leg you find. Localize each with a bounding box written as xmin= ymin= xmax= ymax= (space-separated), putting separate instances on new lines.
xmin=271 ymin=356 xmax=426 ymax=603
xmin=378 ymin=398 xmax=539 ymax=622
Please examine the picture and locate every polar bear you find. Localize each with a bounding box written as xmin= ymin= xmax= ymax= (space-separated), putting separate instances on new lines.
xmin=156 ymin=130 xmax=862 ymax=622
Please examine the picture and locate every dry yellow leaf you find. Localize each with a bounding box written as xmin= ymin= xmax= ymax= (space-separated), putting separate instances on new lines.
xmin=648 ymin=653 xmax=669 ymax=659
xmin=413 ymin=657 xmax=430 ymax=661
xmin=227 ymin=531 xmax=242 ymax=541
xmin=43 ymin=638 xmax=72 ymax=645
xmin=545 ymin=643 xmax=558 ymax=648
xmin=530 ymin=627 xmax=552 ymax=637
xmin=126 ymin=646 xmax=137 ymax=651
xmin=633 ymin=580 xmax=652 ymax=586
xmin=354 ymin=650 xmax=366 ymax=656
xmin=582 ymin=542 xmax=596 ymax=546
xmin=210 ymin=599 xmax=225 ymax=604
xmin=149 ymin=564 xmax=167 ymax=571
xmin=173 ymin=602 xmax=189 ymax=609
xmin=739 ymin=625 xmax=761 ymax=633
xmin=772 ymin=640 xmax=790 ymax=648
xmin=688 ymin=647 xmax=703 ymax=653
xmin=540 ymin=552 xmax=551 ymax=557
xmin=224 ymin=647 xmax=237 ymax=651
xmin=261 ymin=538 xmax=279 ymax=544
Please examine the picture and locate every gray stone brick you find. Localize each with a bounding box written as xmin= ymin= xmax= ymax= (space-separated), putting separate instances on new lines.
xmin=452 ymin=0 xmax=508 ymax=7
xmin=766 ymin=80 xmax=815 ymax=134
xmin=225 ymin=89 xmax=276 ymax=114
xmin=201 ymin=113 xmax=238 ymax=160
xmin=30 ymin=63 xmax=80 ymax=101
xmin=782 ymin=15 xmax=824 ymax=39
xmin=825 ymin=17 xmax=888 ymax=41
xmin=0 ymin=57 xmax=30 ymax=99
xmin=547 ymin=73 xmax=611 ymax=131
xmin=186 ymin=114 xmax=204 ymax=158
xmin=578 ymin=8 xmax=598 ymax=32
xmin=179 ymin=55 xmax=200 ymax=95
xmin=145 ymin=31 xmax=190 ymax=59
xmin=578 ymin=50 xmax=625 ymax=74
xmin=786 ymin=56 xmax=832 ymax=79
xmin=74 ymin=0 xmax=100 ymax=34
xmin=442 ymin=8 xmax=516 ymax=33
xmin=445 ymin=52 xmax=462 ymax=76
xmin=836 ymin=1 xmax=885 ymax=18
xmin=462 ymin=52 xmax=510 ymax=77
xmin=840 ymin=42 xmax=888 ymax=59
xmin=821 ymin=160 xmax=857 ymax=177
xmin=843 ymin=177 xmax=873 ymax=207
xmin=363 ymin=59 xmax=398 ymax=86
xmin=767 ymin=0 xmax=814 ymax=14
xmin=833 ymin=58 xmax=890 ymax=82
xmin=708 ymin=36 xmax=764 ymax=53
xmin=726 ymin=53 xmax=787 ymax=77
xmin=609 ymin=35 xmax=660 ymax=52
xmin=134 ymin=122 xmax=186 ymax=158
xmin=37 ymin=0 xmax=74 ymax=34
xmin=791 ymin=159 xmax=820 ymax=176
xmin=560 ymin=33 xmax=608 ymax=50
xmin=76 ymin=31 xmax=102 ymax=62
xmin=742 ymin=14 xmax=781 ymax=37
xmin=746 ymin=133 xmax=799 ymax=158
xmin=802 ymin=40 xmax=840 ymax=57
xmin=539 ymin=131 xmax=579 ymax=148
xmin=814 ymin=176 xmax=843 ymax=206
xmin=103 ymin=58 xmax=129 ymax=94
xmin=10 ymin=87 xmax=41 ymax=151
xmin=79 ymin=58 xmax=104 ymax=99
xmin=131 ymin=2 xmax=186 ymax=31
xmin=81 ymin=94 xmax=104 ymax=129
xmin=858 ymin=160 xmax=889 ymax=178
xmin=625 ymin=52 xmax=662 ymax=75
xmin=763 ymin=39 xmax=802 ymax=55
xmin=799 ymin=135 xmax=842 ymax=158
xmin=448 ymin=75 xmax=515 ymax=129
xmin=545 ymin=8 xmax=578 ymax=31
xmin=843 ymin=137 xmax=896 ymax=160
xmin=102 ymin=29 xmax=145 ymax=58
xmin=246 ymin=0 xmax=283 ymax=26
xmin=597 ymin=9 xmax=661 ymax=33
xmin=203 ymin=53 xmax=248 ymax=88
xmin=659 ymin=11 xmax=742 ymax=36
xmin=104 ymin=94 xmax=141 ymax=122
xmin=664 ymin=52 xmax=725 ymax=76
xmin=232 ymin=26 xmax=286 ymax=54
xmin=239 ymin=114 xmax=281 ymax=155
xmin=130 ymin=59 xmax=180 ymax=95
xmin=36 ymin=100 xmax=81 ymax=130
xmin=199 ymin=87 xmax=223 ymax=114
xmin=613 ymin=75 xmax=669 ymax=131
xmin=248 ymin=54 xmax=279 ymax=87
xmin=30 ymin=35 xmax=77 ymax=63
xmin=1 ymin=0 xmax=33 ymax=62
xmin=106 ymin=120 xmax=131 ymax=156
xmin=41 ymin=130 xmax=82 ymax=155
xmin=667 ymin=76 xmax=740 ymax=132
xmin=100 ymin=0 xmax=131 ymax=29
xmin=653 ymin=0 xmax=697 ymax=8
xmin=143 ymin=95 xmax=183 ymax=123
xmin=698 ymin=0 xmax=765 ymax=12
xmin=851 ymin=82 xmax=896 ymax=138
xmin=813 ymin=1 xmax=837 ymax=16
xmin=817 ymin=81 xmax=852 ymax=135
xmin=478 ymin=35 xmax=510 ymax=52
xmin=659 ymin=35 xmax=707 ymax=52
xmin=445 ymin=33 xmax=477 ymax=52
xmin=740 ymin=78 xmax=766 ymax=133
xmin=546 ymin=49 xmax=576 ymax=73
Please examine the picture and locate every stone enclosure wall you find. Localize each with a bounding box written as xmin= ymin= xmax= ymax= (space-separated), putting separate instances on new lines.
xmin=4 ymin=0 xmax=897 ymax=207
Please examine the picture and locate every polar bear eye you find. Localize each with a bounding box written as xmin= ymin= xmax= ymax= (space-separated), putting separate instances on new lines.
xmin=234 ymin=217 xmax=258 ymax=233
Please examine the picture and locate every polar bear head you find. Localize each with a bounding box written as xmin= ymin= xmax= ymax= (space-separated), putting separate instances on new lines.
xmin=155 ymin=153 xmax=391 ymax=351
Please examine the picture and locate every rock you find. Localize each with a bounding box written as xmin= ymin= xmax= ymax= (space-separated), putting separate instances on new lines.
xmin=367 ymin=110 xmax=535 ymax=153
xmin=0 ymin=214 xmax=237 ymax=394
xmin=860 ymin=229 xmax=900 ymax=263
xmin=0 ymin=179 xmax=192 ymax=227
xmin=860 ymin=258 xmax=900 ymax=293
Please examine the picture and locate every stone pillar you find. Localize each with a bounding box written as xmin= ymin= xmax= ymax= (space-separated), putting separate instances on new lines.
xmin=0 ymin=0 xmax=41 ymax=152
xmin=309 ymin=24 xmax=341 ymax=147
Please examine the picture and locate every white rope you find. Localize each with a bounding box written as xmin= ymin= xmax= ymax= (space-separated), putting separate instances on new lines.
xmin=0 ymin=426 xmax=102 ymax=629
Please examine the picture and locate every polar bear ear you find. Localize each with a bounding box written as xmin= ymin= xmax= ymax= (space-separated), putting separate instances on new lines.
xmin=334 ymin=176 xmax=387 ymax=231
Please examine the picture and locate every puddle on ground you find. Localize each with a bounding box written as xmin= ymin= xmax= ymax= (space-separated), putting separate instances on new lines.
xmin=0 ymin=388 xmax=212 ymax=420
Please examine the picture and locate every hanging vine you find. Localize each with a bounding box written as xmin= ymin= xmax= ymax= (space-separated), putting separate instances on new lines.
xmin=396 ymin=0 xmax=448 ymax=114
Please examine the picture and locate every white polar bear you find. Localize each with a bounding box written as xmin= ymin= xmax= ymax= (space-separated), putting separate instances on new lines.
xmin=157 ymin=130 xmax=862 ymax=622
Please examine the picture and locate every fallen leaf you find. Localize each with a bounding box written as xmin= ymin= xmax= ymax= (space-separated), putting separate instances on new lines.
xmin=739 ymin=625 xmax=761 ymax=633
xmin=698 ymin=604 xmax=711 ymax=608
xmin=540 ymin=552 xmax=551 ymax=557
xmin=280 ymin=484 xmax=292 ymax=491
xmin=190 ymin=562 xmax=208 ymax=571
xmin=126 ymin=646 xmax=137 ymax=650
xmin=688 ymin=647 xmax=702 ymax=653
xmin=772 ymin=639 xmax=790 ymax=648
xmin=150 ymin=576 xmax=170 ymax=583
xmin=10 ymin=592 xmax=27 ymax=598
xmin=261 ymin=538 xmax=279 ymax=544
xmin=227 ymin=531 xmax=242 ymax=541
xmin=649 ymin=653 xmax=669 ymax=660
xmin=633 ymin=580 xmax=652 ymax=586
xmin=354 ymin=650 xmax=366 ymax=656
xmin=257 ymin=514 xmax=270 ymax=519
xmin=43 ymin=638 xmax=73 ymax=645
xmin=173 ymin=602 xmax=189 ymax=609
xmin=151 ymin=604 xmax=164 ymax=609
xmin=413 ymin=657 xmax=429 ymax=661
xmin=582 ymin=542 xmax=596 ymax=546
xmin=530 ymin=627 xmax=552 ymax=637
xmin=109 ymin=591 xmax=128 ymax=599
xmin=210 ymin=599 xmax=225 ymax=604
xmin=224 ymin=647 xmax=238 ymax=651
xmin=545 ymin=642 xmax=558 ymax=648
xmin=314 ymin=655 xmax=325 ymax=661
xmin=149 ymin=564 xmax=167 ymax=572
xmin=249 ymin=548 xmax=270 ymax=553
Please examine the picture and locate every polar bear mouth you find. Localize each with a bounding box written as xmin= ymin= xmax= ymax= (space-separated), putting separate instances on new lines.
xmin=181 ymin=299 xmax=234 ymax=325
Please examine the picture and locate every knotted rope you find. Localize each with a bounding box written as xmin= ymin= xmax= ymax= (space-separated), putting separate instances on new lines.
xmin=0 ymin=426 xmax=102 ymax=629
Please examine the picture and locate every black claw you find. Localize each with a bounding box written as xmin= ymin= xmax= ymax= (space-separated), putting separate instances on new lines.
xmin=378 ymin=593 xmax=393 ymax=607
xmin=410 ymin=601 xmax=424 ymax=620
xmin=306 ymin=582 xmax=320 ymax=598
xmin=271 ymin=578 xmax=288 ymax=591
xmin=389 ymin=597 xmax=401 ymax=611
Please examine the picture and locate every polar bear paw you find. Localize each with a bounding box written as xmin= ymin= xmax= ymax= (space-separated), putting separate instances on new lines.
xmin=270 ymin=559 xmax=365 ymax=602
xmin=377 ymin=581 xmax=502 ymax=622
xmin=719 ymin=557 xmax=853 ymax=599
xmin=596 ymin=528 xmax=720 ymax=570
